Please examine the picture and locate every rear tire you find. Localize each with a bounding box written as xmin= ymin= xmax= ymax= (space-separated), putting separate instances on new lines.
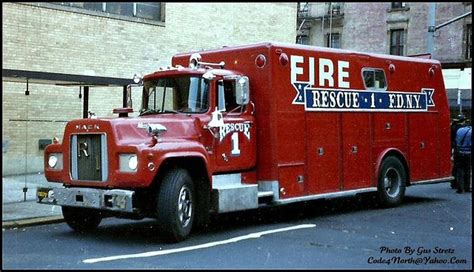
xmin=377 ymin=156 xmax=406 ymax=207
xmin=62 ymin=206 xmax=102 ymax=232
xmin=156 ymin=168 xmax=195 ymax=242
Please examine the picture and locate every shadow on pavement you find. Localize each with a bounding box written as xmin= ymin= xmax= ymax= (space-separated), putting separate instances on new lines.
xmin=49 ymin=192 xmax=447 ymax=245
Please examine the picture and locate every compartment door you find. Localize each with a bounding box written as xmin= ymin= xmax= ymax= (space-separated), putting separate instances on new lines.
xmin=342 ymin=114 xmax=372 ymax=190
xmin=408 ymin=113 xmax=439 ymax=181
xmin=305 ymin=113 xmax=342 ymax=194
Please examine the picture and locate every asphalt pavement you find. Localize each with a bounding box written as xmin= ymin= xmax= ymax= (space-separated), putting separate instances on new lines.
xmin=2 ymin=180 xmax=472 ymax=269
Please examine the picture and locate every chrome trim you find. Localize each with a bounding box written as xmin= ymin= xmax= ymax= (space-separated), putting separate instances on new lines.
xmin=36 ymin=187 xmax=135 ymax=213
xmin=410 ymin=176 xmax=454 ymax=186
xmin=101 ymin=134 xmax=108 ymax=181
xmin=273 ymin=188 xmax=378 ymax=205
xmin=70 ymin=133 xmax=108 ymax=182
xmin=71 ymin=135 xmax=78 ymax=179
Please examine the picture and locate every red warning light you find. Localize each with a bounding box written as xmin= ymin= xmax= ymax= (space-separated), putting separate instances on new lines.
xmin=255 ymin=54 xmax=266 ymax=68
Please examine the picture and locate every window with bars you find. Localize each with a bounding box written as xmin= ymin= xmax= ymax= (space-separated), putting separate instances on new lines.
xmin=391 ymin=2 xmax=405 ymax=9
xmin=466 ymin=24 xmax=472 ymax=60
xmin=50 ymin=2 xmax=163 ymax=21
xmin=326 ymin=33 xmax=341 ymax=48
xmin=297 ymin=35 xmax=309 ymax=45
xmin=390 ymin=29 xmax=405 ymax=56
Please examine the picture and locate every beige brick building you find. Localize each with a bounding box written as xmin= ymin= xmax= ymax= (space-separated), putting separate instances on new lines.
xmin=2 ymin=2 xmax=297 ymax=175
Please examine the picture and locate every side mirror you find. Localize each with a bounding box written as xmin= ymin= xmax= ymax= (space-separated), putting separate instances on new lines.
xmin=235 ymin=76 xmax=250 ymax=105
xmin=133 ymin=74 xmax=143 ymax=85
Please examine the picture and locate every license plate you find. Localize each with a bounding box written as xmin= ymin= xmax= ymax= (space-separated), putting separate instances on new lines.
xmin=37 ymin=188 xmax=52 ymax=201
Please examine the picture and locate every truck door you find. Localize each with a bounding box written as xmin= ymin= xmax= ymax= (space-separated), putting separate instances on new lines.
xmin=214 ymin=79 xmax=256 ymax=172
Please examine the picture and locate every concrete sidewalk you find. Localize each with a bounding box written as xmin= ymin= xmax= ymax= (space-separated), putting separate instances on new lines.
xmin=2 ymin=173 xmax=64 ymax=229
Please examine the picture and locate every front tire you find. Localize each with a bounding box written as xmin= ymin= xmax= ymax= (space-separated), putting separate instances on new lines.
xmin=156 ymin=168 xmax=195 ymax=242
xmin=62 ymin=206 xmax=102 ymax=232
xmin=377 ymin=156 xmax=406 ymax=207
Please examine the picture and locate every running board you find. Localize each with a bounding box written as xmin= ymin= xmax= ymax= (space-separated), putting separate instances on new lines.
xmin=212 ymin=173 xmax=258 ymax=213
xmin=410 ymin=176 xmax=454 ymax=186
xmin=258 ymin=191 xmax=274 ymax=198
xmin=272 ymin=188 xmax=378 ymax=205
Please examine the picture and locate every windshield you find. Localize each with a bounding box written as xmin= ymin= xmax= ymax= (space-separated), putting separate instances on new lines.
xmin=140 ymin=76 xmax=209 ymax=115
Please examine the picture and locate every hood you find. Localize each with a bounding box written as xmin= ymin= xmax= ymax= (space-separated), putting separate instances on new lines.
xmin=66 ymin=114 xmax=202 ymax=146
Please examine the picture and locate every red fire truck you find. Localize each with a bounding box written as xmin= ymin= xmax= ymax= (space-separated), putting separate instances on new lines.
xmin=38 ymin=42 xmax=453 ymax=242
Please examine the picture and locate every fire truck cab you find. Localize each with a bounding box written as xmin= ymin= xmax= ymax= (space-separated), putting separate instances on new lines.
xmin=38 ymin=42 xmax=453 ymax=242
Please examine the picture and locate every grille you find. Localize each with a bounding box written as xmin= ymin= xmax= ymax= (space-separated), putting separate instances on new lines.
xmin=70 ymin=134 xmax=108 ymax=181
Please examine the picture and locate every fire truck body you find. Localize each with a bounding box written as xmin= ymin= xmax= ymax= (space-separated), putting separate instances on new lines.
xmin=173 ymin=42 xmax=451 ymax=197
xmin=38 ymin=42 xmax=452 ymax=242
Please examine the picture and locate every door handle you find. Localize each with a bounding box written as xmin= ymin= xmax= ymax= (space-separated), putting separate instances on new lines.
xmin=221 ymin=153 xmax=229 ymax=162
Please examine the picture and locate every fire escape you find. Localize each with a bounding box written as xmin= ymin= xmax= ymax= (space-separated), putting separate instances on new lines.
xmin=296 ymin=2 xmax=344 ymax=46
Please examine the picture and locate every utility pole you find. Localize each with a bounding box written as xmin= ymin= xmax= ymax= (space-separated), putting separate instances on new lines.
xmin=427 ymin=3 xmax=436 ymax=57
xmin=329 ymin=2 xmax=333 ymax=48
xmin=427 ymin=3 xmax=472 ymax=57
xmin=427 ymin=3 xmax=472 ymax=115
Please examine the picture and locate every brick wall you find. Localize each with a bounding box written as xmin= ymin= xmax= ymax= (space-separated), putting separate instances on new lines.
xmin=305 ymin=2 xmax=471 ymax=61
xmin=2 ymin=2 xmax=297 ymax=175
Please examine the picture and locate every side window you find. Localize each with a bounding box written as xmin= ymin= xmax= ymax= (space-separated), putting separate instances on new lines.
xmin=224 ymin=81 xmax=238 ymax=112
xmin=362 ymin=69 xmax=387 ymax=90
xmin=217 ymin=81 xmax=225 ymax=111
xmin=217 ymin=80 xmax=239 ymax=112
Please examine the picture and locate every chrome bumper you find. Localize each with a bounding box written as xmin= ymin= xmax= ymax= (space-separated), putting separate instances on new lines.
xmin=37 ymin=187 xmax=135 ymax=213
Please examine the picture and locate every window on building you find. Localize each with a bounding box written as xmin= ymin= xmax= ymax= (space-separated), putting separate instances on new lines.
xmin=390 ymin=29 xmax=405 ymax=56
xmin=50 ymin=2 xmax=163 ymax=21
xmin=81 ymin=3 xmax=104 ymax=12
xmin=391 ymin=2 xmax=405 ymax=9
xmin=297 ymin=35 xmax=309 ymax=45
xmin=362 ymin=69 xmax=387 ymax=90
xmin=106 ymin=3 xmax=134 ymax=17
xmin=326 ymin=33 xmax=341 ymax=48
xmin=328 ymin=3 xmax=342 ymax=15
xmin=466 ymin=24 xmax=472 ymax=60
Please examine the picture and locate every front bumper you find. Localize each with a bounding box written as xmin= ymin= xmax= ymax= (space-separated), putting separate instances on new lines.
xmin=37 ymin=187 xmax=135 ymax=213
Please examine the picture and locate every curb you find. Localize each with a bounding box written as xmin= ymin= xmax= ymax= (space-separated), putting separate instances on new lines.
xmin=2 ymin=216 xmax=64 ymax=229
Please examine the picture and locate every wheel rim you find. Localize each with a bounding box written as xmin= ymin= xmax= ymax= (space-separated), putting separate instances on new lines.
xmin=177 ymin=185 xmax=193 ymax=228
xmin=384 ymin=167 xmax=401 ymax=198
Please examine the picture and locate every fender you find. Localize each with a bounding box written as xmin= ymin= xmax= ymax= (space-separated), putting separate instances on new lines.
xmin=374 ymin=148 xmax=410 ymax=185
xmin=151 ymin=140 xmax=212 ymax=186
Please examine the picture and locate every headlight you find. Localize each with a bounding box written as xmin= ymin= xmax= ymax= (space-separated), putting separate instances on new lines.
xmin=119 ymin=154 xmax=138 ymax=172
xmin=47 ymin=153 xmax=63 ymax=170
xmin=128 ymin=155 xmax=138 ymax=170
xmin=48 ymin=155 xmax=58 ymax=168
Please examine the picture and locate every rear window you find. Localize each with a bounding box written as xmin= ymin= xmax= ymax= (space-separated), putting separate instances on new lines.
xmin=362 ymin=69 xmax=387 ymax=90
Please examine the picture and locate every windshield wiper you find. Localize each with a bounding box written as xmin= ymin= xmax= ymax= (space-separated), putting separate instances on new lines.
xmin=160 ymin=110 xmax=178 ymax=114
xmin=140 ymin=109 xmax=161 ymax=116
xmin=140 ymin=109 xmax=179 ymax=116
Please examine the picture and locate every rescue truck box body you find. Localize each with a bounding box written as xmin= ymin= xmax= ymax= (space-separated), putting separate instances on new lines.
xmin=38 ymin=42 xmax=452 ymax=242
xmin=173 ymin=42 xmax=452 ymax=196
